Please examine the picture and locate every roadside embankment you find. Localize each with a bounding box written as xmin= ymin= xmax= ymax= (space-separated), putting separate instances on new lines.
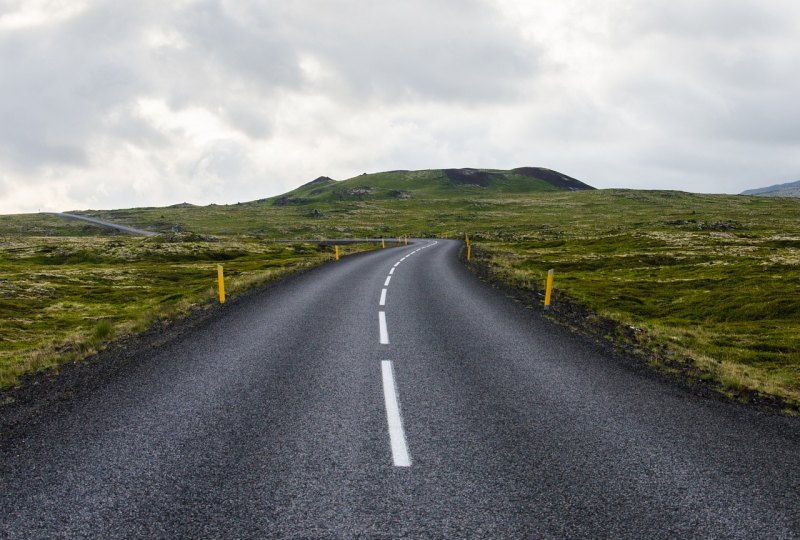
xmin=0 ymin=234 xmax=383 ymax=393
xmin=463 ymin=242 xmax=800 ymax=414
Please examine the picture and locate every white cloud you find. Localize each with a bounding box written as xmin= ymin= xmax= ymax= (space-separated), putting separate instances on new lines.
xmin=0 ymin=0 xmax=799 ymax=213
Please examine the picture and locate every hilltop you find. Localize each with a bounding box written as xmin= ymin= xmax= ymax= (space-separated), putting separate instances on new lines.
xmin=2 ymin=170 xmax=800 ymax=410
xmin=741 ymin=180 xmax=800 ymax=198
xmin=270 ymin=167 xmax=593 ymax=206
xmin=6 ymin=167 xmax=592 ymax=237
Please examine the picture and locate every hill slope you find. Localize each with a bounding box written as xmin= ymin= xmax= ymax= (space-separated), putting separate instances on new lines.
xmin=741 ymin=180 xmax=800 ymax=197
xmin=271 ymin=167 xmax=593 ymax=205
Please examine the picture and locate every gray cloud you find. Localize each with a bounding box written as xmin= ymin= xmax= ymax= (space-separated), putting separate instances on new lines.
xmin=0 ymin=0 xmax=798 ymax=213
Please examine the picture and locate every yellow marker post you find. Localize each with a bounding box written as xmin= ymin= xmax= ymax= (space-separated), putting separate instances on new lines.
xmin=465 ymin=233 xmax=470 ymax=246
xmin=467 ymin=243 xmax=471 ymax=262
xmin=404 ymin=236 xmax=408 ymax=246
xmin=544 ymin=269 xmax=554 ymax=310
xmin=335 ymin=245 xmax=340 ymax=261
xmin=381 ymin=238 xmax=385 ymax=248
xmin=217 ymin=264 xmax=226 ymax=304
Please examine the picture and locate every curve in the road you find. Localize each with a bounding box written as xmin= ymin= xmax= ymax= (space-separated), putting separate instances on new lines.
xmin=1 ymin=239 xmax=798 ymax=538
xmin=48 ymin=212 xmax=158 ymax=236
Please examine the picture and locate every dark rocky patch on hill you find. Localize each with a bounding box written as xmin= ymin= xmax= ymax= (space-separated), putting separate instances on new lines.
xmin=444 ymin=168 xmax=493 ymax=187
xmin=512 ymin=167 xmax=594 ymax=191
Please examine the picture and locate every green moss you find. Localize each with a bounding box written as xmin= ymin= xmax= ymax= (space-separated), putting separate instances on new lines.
xmin=0 ymin=236 xmax=380 ymax=389
xmin=2 ymin=185 xmax=799 ymax=405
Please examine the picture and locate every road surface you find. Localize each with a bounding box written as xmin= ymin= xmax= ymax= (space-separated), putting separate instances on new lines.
xmin=49 ymin=212 xmax=158 ymax=236
xmin=1 ymin=240 xmax=798 ymax=538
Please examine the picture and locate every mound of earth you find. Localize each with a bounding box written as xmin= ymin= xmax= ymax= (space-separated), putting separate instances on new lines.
xmin=512 ymin=167 xmax=594 ymax=191
xmin=444 ymin=169 xmax=492 ymax=187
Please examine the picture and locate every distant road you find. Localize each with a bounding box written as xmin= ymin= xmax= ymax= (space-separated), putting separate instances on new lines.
xmin=48 ymin=212 xmax=158 ymax=236
xmin=1 ymin=240 xmax=798 ymax=537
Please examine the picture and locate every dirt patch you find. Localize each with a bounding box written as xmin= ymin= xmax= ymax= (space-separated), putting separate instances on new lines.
xmin=444 ymin=169 xmax=492 ymax=187
xmin=511 ymin=167 xmax=594 ymax=191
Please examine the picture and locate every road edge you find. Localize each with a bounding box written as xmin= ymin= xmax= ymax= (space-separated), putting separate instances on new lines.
xmin=462 ymin=244 xmax=799 ymax=416
xmin=0 ymin=246 xmax=391 ymax=438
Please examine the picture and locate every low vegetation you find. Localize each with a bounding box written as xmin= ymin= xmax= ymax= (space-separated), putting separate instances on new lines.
xmin=0 ymin=233 xmax=377 ymax=389
xmin=3 ymin=168 xmax=799 ymax=408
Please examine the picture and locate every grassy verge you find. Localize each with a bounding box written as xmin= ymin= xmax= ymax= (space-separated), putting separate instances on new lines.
xmin=467 ymin=230 xmax=800 ymax=409
xmin=0 ymin=234 xmax=377 ymax=390
xmin=4 ymin=188 xmax=800 ymax=408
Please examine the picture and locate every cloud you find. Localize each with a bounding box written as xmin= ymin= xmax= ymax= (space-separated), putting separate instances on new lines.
xmin=0 ymin=0 xmax=798 ymax=213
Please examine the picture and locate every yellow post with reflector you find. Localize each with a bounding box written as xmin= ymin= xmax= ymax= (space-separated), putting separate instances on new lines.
xmin=544 ymin=269 xmax=554 ymax=310
xmin=404 ymin=236 xmax=408 ymax=245
xmin=381 ymin=238 xmax=385 ymax=248
xmin=335 ymin=245 xmax=340 ymax=261
xmin=217 ymin=264 xmax=226 ymax=304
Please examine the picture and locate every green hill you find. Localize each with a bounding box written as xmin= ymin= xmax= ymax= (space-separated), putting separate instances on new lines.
xmin=3 ymin=170 xmax=800 ymax=409
xmin=7 ymin=167 xmax=592 ymax=238
xmin=270 ymin=167 xmax=593 ymax=206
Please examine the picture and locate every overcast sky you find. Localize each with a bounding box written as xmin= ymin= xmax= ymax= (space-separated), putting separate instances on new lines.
xmin=1 ymin=0 xmax=799 ymax=213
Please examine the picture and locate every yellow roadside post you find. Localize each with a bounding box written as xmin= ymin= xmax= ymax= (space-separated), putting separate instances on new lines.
xmin=381 ymin=238 xmax=385 ymax=248
xmin=335 ymin=245 xmax=340 ymax=261
xmin=544 ymin=269 xmax=554 ymax=310
xmin=217 ymin=264 xmax=226 ymax=304
xmin=465 ymin=234 xmax=471 ymax=262
xmin=404 ymin=236 xmax=408 ymax=245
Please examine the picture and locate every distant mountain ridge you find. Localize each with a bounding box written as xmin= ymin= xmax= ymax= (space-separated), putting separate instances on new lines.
xmin=271 ymin=167 xmax=593 ymax=206
xmin=741 ymin=180 xmax=800 ymax=198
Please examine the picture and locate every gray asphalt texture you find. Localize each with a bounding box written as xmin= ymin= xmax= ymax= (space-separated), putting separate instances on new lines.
xmin=1 ymin=239 xmax=798 ymax=538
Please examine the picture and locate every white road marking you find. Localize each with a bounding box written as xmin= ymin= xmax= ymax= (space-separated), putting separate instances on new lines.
xmin=381 ymin=360 xmax=411 ymax=467
xmin=379 ymin=311 xmax=389 ymax=344
xmin=389 ymin=267 xmax=395 ymax=275
xmin=380 ymin=288 xmax=387 ymax=306
xmin=384 ymin=276 xmax=392 ymax=286
xmin=393 ymin=262 xmax=401 ymax=267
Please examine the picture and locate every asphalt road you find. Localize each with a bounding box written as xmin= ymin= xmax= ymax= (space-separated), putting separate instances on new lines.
xmin=49 ymin=212 xmax=158 ymax=236
xmin=1 ymin=240 xmax=799 ymax=538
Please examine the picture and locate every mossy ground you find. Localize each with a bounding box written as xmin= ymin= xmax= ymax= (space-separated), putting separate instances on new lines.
xmin=3 ymin=187 xmax=799 ymax=406
xmin=0 ymin=233 xmax=377 ymax=389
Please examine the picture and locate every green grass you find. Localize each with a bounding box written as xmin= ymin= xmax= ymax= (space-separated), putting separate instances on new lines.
xmin=0 ymin=234 xmax=378 ymax=389
xmin=2 ymin=174 xmax=800 ymax=407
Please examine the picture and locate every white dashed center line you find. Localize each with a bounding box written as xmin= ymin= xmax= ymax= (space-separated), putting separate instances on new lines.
xmin=381 ymin=360 xmax=411 ymax=467
xmin=379 ymin=311 xmax=389 ymax=344
xmin=373 ymin=241 xmax=441 ymax=467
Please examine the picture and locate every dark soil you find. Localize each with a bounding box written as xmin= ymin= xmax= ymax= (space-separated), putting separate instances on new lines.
xmin=444 ymin=168 xmax=493 ymax=187
xmin=511 ymin=167 xmax=595 ymax=191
